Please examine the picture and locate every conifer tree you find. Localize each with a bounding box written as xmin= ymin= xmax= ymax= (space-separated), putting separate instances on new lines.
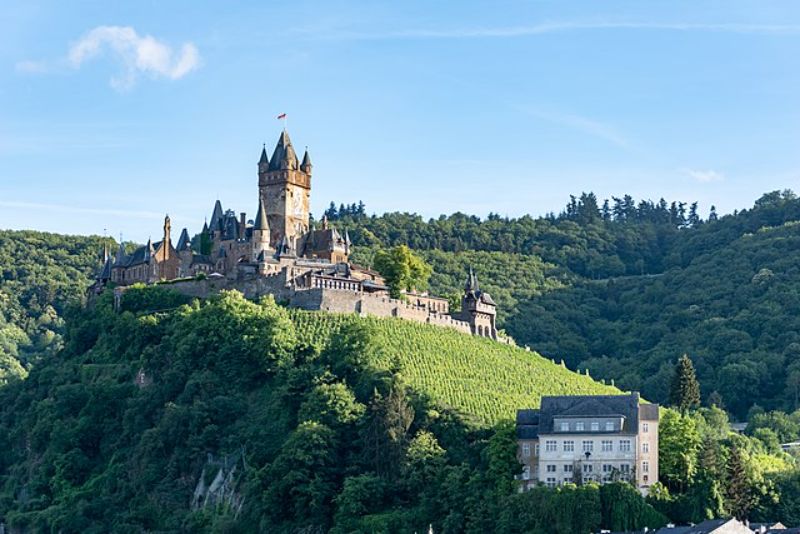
xmin=725 ymin=445 xmax=755 ymax=521
xmin=669 ymin=354 xmax=701 ymax=413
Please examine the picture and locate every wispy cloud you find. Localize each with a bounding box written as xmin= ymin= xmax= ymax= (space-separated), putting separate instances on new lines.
xmin=521 ymin=108 xmax=630 ymax=148
xmin=0 ymin=200 xmax=186 ymax=222
xmin=15 ymin=26 xmax=201 ymax=89
xmin=682 ymin=168 xmax=725 ymax=183
xmin=302 ymin=21 xmax=800 ymax=41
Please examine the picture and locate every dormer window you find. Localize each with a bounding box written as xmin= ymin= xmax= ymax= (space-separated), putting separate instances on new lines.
xmin=591 ymin=422 xmax=600 ymax=432
xmin=576 ymin=422 xmax=585 ymax=432
xmin=560 ymin=422 xmax=569 ymax=432
xmin=605 ymin=421 xmax=614 ymax=431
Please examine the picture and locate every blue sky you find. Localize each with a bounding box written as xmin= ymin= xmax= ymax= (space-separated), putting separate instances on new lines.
xmin=1 ymin=1 xmax=799 ymax=242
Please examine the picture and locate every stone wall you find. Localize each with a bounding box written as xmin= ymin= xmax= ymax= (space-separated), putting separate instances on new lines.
xmin=144 ymin=275 xmax=476 ymax=337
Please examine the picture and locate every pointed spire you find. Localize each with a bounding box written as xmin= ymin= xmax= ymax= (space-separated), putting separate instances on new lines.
xmin=210 ymin=200 xmax=224 ymax=231
xmin=177 ymin=228 xmax=191 ymax=251
xmin=301 ymin=147 xmax=312 ymax=173
xmin=258 ymin=144 xmax=269 ymax=168
xmin=269 ymin=130 xmax=298 ymax=171
xmin=464 ymin=266 xmax=478 ymax=293
xmin=114 ymin=238 xmax=127 ymax=266
xmin=322 ymin=214 xmax=329 ymax=230
xmin=254 ymin=197 xmax=269 ymax=231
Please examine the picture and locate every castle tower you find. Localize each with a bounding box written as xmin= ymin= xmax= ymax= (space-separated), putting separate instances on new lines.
xmin=460 ymin=267 xmax=498 ymax=339
xmin=258 ymin=130 xmax=312 ymax=248
xmin=252 ymin=197 xmax=271 ymax=262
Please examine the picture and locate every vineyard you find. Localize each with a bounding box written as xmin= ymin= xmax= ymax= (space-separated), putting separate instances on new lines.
xmin=290 ymin=310 xmax=620 ymax=426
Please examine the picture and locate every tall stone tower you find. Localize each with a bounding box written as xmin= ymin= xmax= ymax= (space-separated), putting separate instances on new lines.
xmin=258 ymin=130 xmax=312 ymax=248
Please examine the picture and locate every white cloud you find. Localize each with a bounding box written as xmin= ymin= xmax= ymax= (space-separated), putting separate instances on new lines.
xmin=67 ymin=26 xmax=201 ymax=89
xmin=682 ymin=168 xmax=725 ymax=183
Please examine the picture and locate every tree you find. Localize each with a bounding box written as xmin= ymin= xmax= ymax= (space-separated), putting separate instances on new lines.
xmin=373 ymin=245 xmax=433 ymax=299
xmin=659 ymin=409 xmax=701 ymax=492
xmin=670 ymin=355 xmax=701 ymax=413
xmin=725 ymin=445 xmax=756 ymax=520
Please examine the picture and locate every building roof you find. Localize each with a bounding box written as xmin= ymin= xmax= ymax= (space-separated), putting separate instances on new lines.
xmin=176 ymin=228 xmax=191 ymax=251
xmin=209 ymin=200 xmax=224 ymax=232
xmin=302 ymin=227 xmax=348 ymax=256
xmin=517 ymin=393 xmax=658 ymax=436
xmin=300 ymin=148 xmax=312 ymax=171
xmin=269 ymin=130 xmax=299 ymax=171
xmin=190 ymin=254 xmax=213 ymax=266
xmin=98 ymin=256 xmax=113 ymax=280
xmin=254 ymin=198 xmax=269 ymax=231
xmin=258 ymin=145 xmax=269 ymax=166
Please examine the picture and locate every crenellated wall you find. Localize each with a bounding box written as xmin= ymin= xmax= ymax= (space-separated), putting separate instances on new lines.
xmin=152 ymin=276 xmax=475 ymax=336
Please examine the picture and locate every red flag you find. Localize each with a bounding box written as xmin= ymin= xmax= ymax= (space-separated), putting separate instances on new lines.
xmin=277 ymin=113 xmax=287 ymax=120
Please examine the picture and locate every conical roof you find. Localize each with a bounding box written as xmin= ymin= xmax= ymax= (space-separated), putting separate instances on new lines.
xmin=301 ymin=149 xmax=312 ymax=171
xmin=254 ymin=198 xmax=269 ymax=231
xmin=176 ymin=228 xmax=191 ymax=251
xmin=269 ymin=130 xmax=299 ymax=171
xmin=258 ymin=145 xmax=269 ymax=167
xmin=210 ymin=200 xmax=224 ymax=231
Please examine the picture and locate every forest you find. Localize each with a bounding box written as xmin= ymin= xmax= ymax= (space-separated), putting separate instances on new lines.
xmin=3 ymin=190 xmax=800 ymax=529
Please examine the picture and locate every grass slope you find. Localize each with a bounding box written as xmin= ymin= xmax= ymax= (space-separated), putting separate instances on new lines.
xmin=290 ymin=310 xmax=620 ymax=426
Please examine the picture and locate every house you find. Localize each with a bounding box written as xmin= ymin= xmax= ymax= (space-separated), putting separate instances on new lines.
xmin=517 ymin=392 xmax=659 ymax=494
xmin=653 ymin=519 xmax=766 ymax=533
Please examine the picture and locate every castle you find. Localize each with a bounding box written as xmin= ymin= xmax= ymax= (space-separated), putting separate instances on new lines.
xmin=95 ymin=130 xmax=500 ymax=340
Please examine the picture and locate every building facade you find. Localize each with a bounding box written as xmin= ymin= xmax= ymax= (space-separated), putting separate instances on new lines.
xmin=516 ymin=393 xmax=659 ymax=494
xmin=94 ymin=129 xmax=502 ymax=341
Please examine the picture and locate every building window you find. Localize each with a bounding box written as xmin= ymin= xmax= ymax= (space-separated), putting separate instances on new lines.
xmin=602 ymin=464 xmax=613 ymax=473
xmin=642 ymin=461 xmax=649 ymax=473
xmin=643 ymin=475 xmax=649 ymax=483
xmin=643 ymin=423 xmax=649 ymax=433
xmin=583 ymin=464 xmax=593 ymax=473
xmin=522 ymin=444 xmax=531 ymax=457
xmin=546 ymin=477 xmax=556 ymax=488
xmin=564 ymin=464 xmax=573 ymax=473
xmin=620 ymin=464 xmax=630 ymax=474
xmin=601 ymin=440 xmax=613 ymax=452
xmin=642 ymin=442 xmax=649 ymax=453
xmin=605 ymin=421 xmax=614 ymax=431
xmin=546 ymin=465 xmax=557 ymax=473
xmin=591 ymin=421 xmax=600 ymax=432
xmin=576 ymin=422 xmax=585 ymax=432
xmin=582 ymin=440 xmax=593 ymax=453
xmin=534 ymin=444 xmax=540 ymax=456
xmin=563 ymin=440 xmax=574 ymax=452
xmin=560 ymin=421 xmax=570 ymax=432
xmin=620 ymin=440 xmax=631 ymax=452
xmin=545 ymin=440 xmax=557 ymax=452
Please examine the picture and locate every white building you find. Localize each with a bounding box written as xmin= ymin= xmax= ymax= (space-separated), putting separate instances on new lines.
xmin=516 ymin=392 xmax=659 ymax=494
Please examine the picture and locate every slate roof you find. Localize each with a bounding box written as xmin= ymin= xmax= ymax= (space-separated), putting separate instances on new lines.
xmin=98 ymin=256 xmax=113 ymax=280
xmin=209 ymin=200 xmax=224 ymax=232
xmin=254 ymin=198 xmax=269 ymax=231
xmin=190 ymin=254 xmax=213 ymax=266
xmin=269 ymin=130 xmax=299 ymax=171
xmin=302 ymin=227 xmax=347 ymax=256
xmin=516 ymin=393 xmax=658 ymax=438
xmin=176 ymin=228 xmax=191 ymax=251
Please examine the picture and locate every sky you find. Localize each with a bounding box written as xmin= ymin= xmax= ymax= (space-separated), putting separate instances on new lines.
xmin=1 ymin=0 xmax=799 ymax=242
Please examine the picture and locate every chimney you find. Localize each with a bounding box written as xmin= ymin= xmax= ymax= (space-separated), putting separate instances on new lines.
xmin=240 ymin=212 xmax=246 ymax=239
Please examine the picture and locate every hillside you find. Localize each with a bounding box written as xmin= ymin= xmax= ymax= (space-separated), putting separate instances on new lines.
xmin=512 ymin=219 xmax=800 ymax=418
xmin=0 ymin=287 xmax=629 ymax=532
xmin=290 ymin=310 xmax=618 ymax=425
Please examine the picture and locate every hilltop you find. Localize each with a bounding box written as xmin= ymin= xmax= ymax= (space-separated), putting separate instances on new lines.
xmin=0 ymin=287 xmax=627 ymax=532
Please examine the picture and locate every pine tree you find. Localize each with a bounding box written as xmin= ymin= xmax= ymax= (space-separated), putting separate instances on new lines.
xmin=669 ymin=354 xmax=701 ymax=413
xmin=725 ymin=445 xmax=755 ymax=521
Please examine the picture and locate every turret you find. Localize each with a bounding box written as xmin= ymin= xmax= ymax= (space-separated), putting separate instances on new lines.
xmin=253 ymin=197 xmax=271 ymax=261
xmin=300 ymin=148 xmax=312 ymax=174
xmin=258 ymin=144 xmax=269 ymax=172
